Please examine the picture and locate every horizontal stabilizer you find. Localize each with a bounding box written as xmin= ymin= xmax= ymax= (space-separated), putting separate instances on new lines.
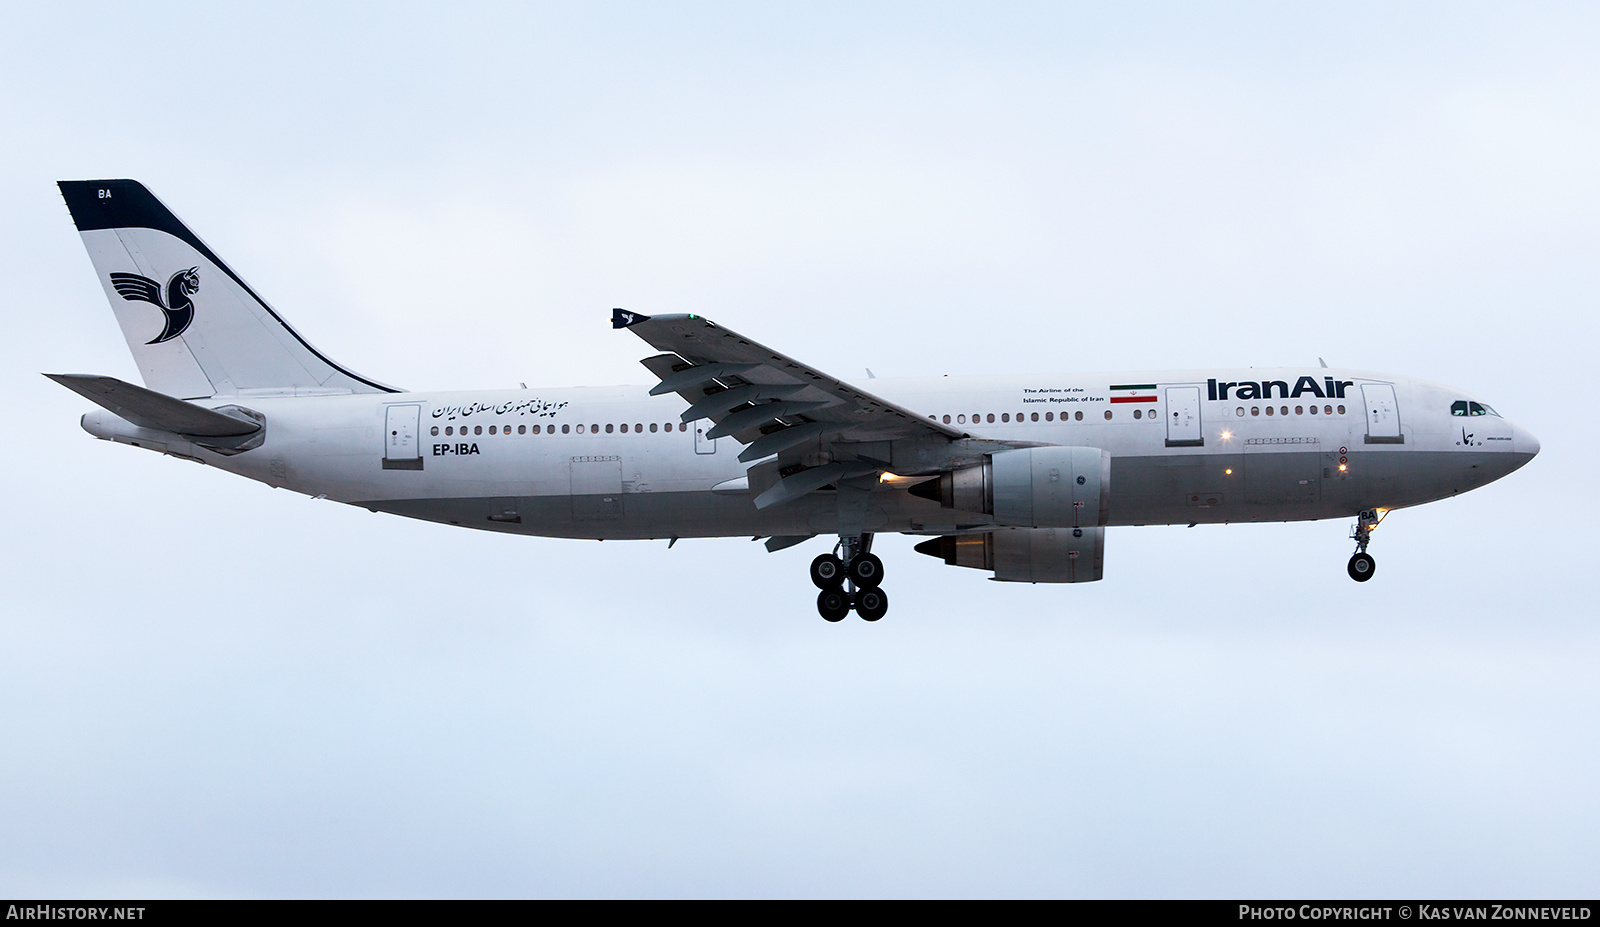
xmin=45 ymin=374 xmax=261 ymax=437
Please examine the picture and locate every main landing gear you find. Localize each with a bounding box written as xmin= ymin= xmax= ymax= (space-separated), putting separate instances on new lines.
xmin=810 ymin=533 xmax=889 ymax=622
xmin=1347 ymin=509 xmax=1385 ymax=582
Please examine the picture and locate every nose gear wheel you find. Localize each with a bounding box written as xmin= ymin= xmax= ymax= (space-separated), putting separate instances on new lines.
xmin=1346 ymin=509 xmax=1385 ymax=583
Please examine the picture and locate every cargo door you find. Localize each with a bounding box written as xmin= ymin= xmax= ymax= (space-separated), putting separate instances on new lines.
xmin=1244 ymin=441 xmax=1321 ymax=505
xmin=382 ymin=404 xmax=423 ymax=470
xmin=571 ymin=455 xmax=623 ymax=520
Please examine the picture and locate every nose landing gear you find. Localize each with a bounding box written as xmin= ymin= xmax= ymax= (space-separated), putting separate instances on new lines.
xmin=811 ymin=534 xmax=889 ymax=621
xmin=1347 ymin=509 xmax=1385 ymax=582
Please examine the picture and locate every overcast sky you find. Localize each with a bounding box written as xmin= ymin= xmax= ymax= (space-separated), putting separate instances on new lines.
xmin=1 ymin=1 xmax=1596 ymax=898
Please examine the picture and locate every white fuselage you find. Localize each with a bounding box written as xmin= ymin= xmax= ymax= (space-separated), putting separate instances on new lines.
xmin=81 ymin=368 xmax=1539 ymax=540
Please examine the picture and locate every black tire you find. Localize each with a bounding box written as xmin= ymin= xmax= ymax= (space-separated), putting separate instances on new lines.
xmin=817 ymin=588 xmax=851 ymax=622
xmin=848 ymin=553 xmax=885 ymax=589
xmin=811 ymin=554 xmax=846 ymax=589
xmin=1348 ymin=552 xmax=1376 ymax=582
xmin=856 ymin=587 xmax=888 ymax=622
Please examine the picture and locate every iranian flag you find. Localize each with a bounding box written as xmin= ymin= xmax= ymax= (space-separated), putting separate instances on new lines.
xmin=1109 ymin=383 xmax=1158 ymax=404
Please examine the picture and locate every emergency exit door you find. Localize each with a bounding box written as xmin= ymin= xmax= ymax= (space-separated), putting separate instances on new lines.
xmin=1165 ymin=386 xmax=1203 ymax=447
xmin=382 ymin=404 xmax=423 ymax=470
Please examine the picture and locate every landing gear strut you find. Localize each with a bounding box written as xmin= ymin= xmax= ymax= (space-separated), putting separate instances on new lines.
xmin=1347 ymin=509 xmax=1384 ymax=582
xmin=812 ymin=533 xmax=889 ymax=621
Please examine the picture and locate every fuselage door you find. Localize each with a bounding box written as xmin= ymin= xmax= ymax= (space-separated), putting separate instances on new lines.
xmin=1361 ymin=383 xmax=1403 ymax=444
xmin=695 ymin=422 xmax=717 ymax=454
xmin=382 ymin=403 xmax=423 ymax=470
xmin=1165 ymin=386 xmax=1203 ymax=447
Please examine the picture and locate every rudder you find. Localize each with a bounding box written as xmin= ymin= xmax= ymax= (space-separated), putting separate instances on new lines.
xmin=58 ymin=179 xmax=397 ymax=399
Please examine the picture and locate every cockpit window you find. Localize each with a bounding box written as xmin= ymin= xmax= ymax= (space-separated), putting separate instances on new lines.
xmin=1453 ymin=400 xmax=1500 ymax=417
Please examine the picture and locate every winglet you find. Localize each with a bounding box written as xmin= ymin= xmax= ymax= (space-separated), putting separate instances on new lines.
xmin=612 ymin=307 xmax=650 ymax=329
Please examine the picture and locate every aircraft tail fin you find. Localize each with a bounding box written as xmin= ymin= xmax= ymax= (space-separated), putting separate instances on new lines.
xmin=57 ymin=179 xmax=398 ymax=399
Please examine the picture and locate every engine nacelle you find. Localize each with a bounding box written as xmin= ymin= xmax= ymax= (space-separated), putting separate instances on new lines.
xmin=909 ymin=446 xmax=1110 ymax=528
xmin=913 ymin=527 xmax=1105 ymax=583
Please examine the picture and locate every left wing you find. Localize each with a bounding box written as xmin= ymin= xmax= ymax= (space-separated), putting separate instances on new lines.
xmin=613 ymin=309 xmax=1007 ymax=510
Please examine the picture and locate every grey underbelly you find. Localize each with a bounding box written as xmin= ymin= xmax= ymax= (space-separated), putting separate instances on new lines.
xmin=357 ymin=450 xmax=1484 ymax=538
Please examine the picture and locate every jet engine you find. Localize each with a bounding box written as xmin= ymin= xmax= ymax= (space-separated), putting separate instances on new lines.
xmin=913 ymin=526 xmax=1105 ymax=583
xmin=909 ymin=446 xmax=1110 ymax=528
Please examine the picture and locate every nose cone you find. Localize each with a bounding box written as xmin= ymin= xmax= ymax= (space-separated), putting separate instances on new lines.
xmin=1511 ymin=423 xmax=1541 ymax=472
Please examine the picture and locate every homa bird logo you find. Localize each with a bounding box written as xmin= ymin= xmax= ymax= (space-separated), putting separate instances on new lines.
xmin=109 ymin=268 xmax=199 ymax=344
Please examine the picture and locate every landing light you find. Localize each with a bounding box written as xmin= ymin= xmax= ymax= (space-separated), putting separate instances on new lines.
xmin=1339 ymin=464 xmax=1347 ymax=472
xmin=1225 ymin=468 xmax=1233 ymax=475
xmin=1221 ymin=430 xmax=1232 ymax=440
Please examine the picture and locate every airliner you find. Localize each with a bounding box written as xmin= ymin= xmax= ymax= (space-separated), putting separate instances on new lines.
xmin=49 ymin=180 xmax=1540 ymax=621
